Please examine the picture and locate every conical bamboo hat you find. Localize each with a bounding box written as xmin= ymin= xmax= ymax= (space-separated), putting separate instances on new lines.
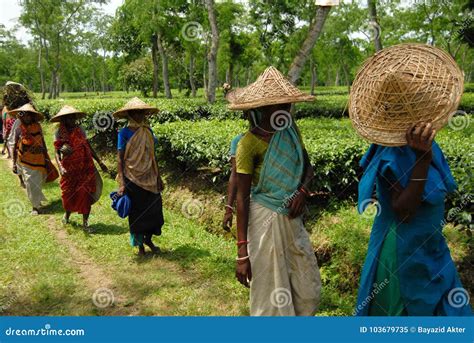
xmin=50 ymin=105 xmax=86 ymax=122
xmin=349 ymin=43 xmax=464 ymax=146
xmin=113 ymin=97 xmax=159 ymax=118
xmin=228 ymin=66 xmax=315 ymax=110
xmin=8 ymin=103 xmax=44 ymax=121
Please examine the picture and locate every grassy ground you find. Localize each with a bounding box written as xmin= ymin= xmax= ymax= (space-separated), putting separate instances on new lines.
xmin=0 ymin=127 xmax=249 ymax=315
xmin=0 ymin=122 xmax=471 ymax=316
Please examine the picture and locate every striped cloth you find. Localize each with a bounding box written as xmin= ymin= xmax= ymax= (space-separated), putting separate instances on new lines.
xmin=251 ymin=125 xmax=304 ymax=215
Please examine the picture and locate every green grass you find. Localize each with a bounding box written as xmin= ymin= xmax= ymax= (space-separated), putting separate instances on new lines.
xmin=0 ymin=124 xmax=249 ymax=315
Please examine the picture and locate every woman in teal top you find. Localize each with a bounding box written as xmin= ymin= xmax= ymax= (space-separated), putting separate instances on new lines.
xmin=356 ymin=123 xmax=472 ymax=316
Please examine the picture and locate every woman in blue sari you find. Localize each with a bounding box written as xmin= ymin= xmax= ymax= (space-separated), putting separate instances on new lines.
xmin=356 ymin=122 xmax=472 ymax=316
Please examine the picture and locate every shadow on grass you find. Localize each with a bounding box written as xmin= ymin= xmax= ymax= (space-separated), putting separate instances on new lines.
xmin=138 ymin=244 xmax=212 ymax=268
xmin=41 ymin=198 xmax=64 ymax=214
xmin=89 ymin=223 xmax=128 ymax=235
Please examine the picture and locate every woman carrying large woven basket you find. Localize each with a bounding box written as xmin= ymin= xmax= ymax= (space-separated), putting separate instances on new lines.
xmin=350 ymin=44 xmax=472 ymax=316
xmin=228 ymin=66 xmax=321 ymax=316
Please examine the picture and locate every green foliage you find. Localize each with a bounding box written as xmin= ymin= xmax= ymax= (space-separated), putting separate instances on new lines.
xmin=153 ymin=117 xmax=473 ymax=229
xmin=118 ymin=57 xmax=154 ymax=97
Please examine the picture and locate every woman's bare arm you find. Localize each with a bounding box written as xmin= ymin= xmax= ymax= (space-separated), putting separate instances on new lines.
xmin=390 ymin=123 xmax=435 ymax=222
xmin=117 ymin=149 xmax=126 ymax=195
xmin=235 ymin=172 xmax=253 ymax=287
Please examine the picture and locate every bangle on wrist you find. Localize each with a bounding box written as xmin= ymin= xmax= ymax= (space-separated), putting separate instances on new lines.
xmin=225 ymin=204 xmax=234 ymax=212
xmin=237 ymin=240 xmax=249 ymax=246
xmin=236 ymin=255 xmax=249 ymax=261
xmin=299 ymin=186 xmax=309 ymax=196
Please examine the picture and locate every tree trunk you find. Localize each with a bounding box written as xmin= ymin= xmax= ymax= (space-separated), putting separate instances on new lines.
xmin=310 ymin=57 xmax=317 ymax=95
xmin=37 ymin=44 xmax=46 ymax=100
xmin=151 ymin=33 xmax=159 ymax=98
xmin=245 ymin=68 xmax=251 ymax=85
xmin=288 ymin=6 xmax=331 ymax=84
xmin=205 ymin=0 xmax=219 ymax=103
xmin=226 ymin=61 xmax=234 ymax=86
xmin=189 ymin=53 xmax=196 ymax=97
xmin=342 ymin=63 xmax=350 ymax=92
xmin=203 ymin=56 xmax=208 ymax=99
xmin=368 ymin=0 xmax=383 ymax=52
xmin=48 ymin=71 xmax=55 ymax=99
xmin=335 ymin=68 xmax=340 ymax=86
xmin=56 ymin=73 xmax=60 ymax=98
xmin=157 ymin=33 xmax=172 ymax=99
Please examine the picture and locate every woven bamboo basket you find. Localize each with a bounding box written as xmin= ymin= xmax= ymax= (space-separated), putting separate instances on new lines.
xmin=349 ymin=43 xmax=464 ymax=146
xmin=228 ymin=66 xmax=314 ymax=110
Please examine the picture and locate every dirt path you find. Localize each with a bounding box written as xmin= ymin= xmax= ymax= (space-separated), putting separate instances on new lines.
xmin=1 ymin=155 xmax=136 ymax=315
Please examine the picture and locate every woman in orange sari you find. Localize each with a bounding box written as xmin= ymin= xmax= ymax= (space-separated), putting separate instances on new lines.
xmin=52 ymin=106 xmax=108 ymax=232
xmin=10 ymin=104 xmax=48 ymax=215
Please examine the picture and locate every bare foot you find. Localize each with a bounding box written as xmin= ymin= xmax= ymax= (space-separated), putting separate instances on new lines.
xmin=144 ymin=239 xmax=161 ymax=254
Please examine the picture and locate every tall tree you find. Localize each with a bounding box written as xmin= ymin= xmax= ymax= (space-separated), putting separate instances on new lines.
xmin=288 ymin=6 xmax=332 ymax=84
xmin=205 ymin=0 xmax=219 ymax=104
xmin=368 ymin=0 xmax=383 ymax=52
xmin=19 ymin=0 xmax=106 ymax=98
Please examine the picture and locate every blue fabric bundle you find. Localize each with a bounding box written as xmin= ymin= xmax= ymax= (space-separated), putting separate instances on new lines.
xmin=110 ymin=191 xmax=131 ymax=219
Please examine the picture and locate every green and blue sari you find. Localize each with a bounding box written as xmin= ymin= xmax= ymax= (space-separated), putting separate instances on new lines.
xmin=356 ymin=142 xmax=472 ymax=316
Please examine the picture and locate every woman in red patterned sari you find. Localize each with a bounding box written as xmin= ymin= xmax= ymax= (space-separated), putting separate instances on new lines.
xmin=52 ymin=105 xmax=108 ymax=232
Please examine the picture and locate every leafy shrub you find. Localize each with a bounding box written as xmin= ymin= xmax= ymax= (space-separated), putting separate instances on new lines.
xmin=154 ymin=118 xmax=473 ymax=229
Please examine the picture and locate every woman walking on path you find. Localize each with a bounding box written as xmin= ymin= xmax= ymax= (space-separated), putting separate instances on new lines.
xmin=350 ymin=44 xmax=472 ymax=316
xmin=10 ymin=103 xmax=49 ymax=215
xmin=229 ymin=66 xmax=321 ymax=316
xmin=52 ymin=105 xmax=108 ymax=232
xmin=115 ymin=98 xmax=164 ymax=256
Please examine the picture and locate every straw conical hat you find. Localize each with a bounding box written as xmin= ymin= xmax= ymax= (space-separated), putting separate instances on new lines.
xmin=349 ymin=43 xmax=464 ymax=146
xmin=228 ymin=66 xmax=315 ymax=110
xmin=8 ymin=103 xmax=44 ymax=121
xmin=50 ymin=105 xmax=86 ymax=123
xmin=113 ymin=97 xmax=159 ymax=118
